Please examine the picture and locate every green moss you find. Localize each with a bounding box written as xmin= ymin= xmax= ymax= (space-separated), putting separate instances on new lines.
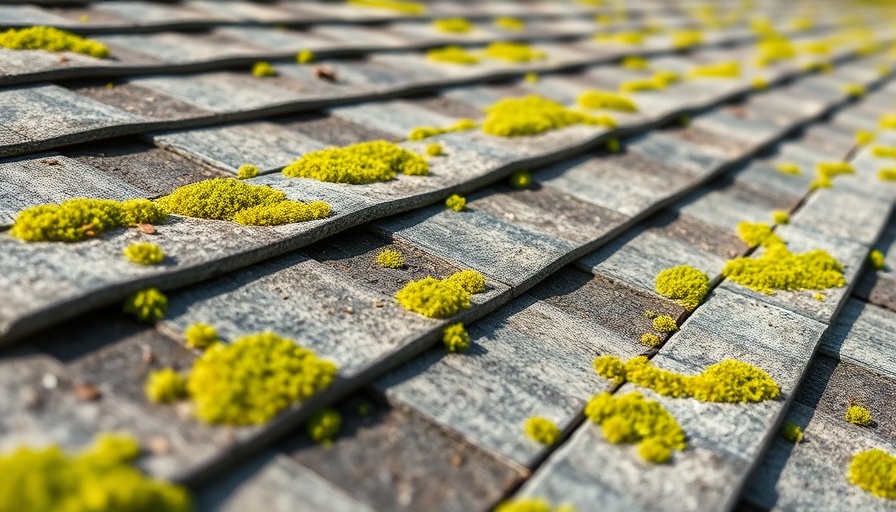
xmin=0 ymin=26 xmax=109 ymax=58
xmin=577 ymin=90 xmax=638 ymax=112
xmin=426 ymin=45 xmax=480 ymax=65
xmin=10 ymin=198 xmax=166 ymax=243
xmin=307 ymin=408 xmax=341 ymax=443
xmin=621 ymin=55 xmax=650 ymax=70
xmin=654 ymin=265 xmax=710 ymax=310
xmin=509 ymin=170 xmax=532 ymax=189
xmin=123 ymin=288 xmax=168 ymax=323
xmin=671 ymin=29 xmax=703 ymax=49
xmin=584 ymin=391 xmax=686 ymax=463
xmin=156 ymin=178 xmax=329 ymax=226
xmin=444 ymin=269 xmax=486 ymax=293
xmin=870 ymin=249 xmax=886 ymax=270
xmin=376 ymin=249 xmax=405 ymax=269
xmin=0 ymin=434 xmax=193 ymax=512
xmin=846 ymin=405 xmax=873 ymax=426
xmin=776 ymin=162 xmax=802 ymax=175
xmin=296 ymin=49 xmax=315 ymax=64
xmin=644 ymin=310 xmax=657 ymax=319
xmin=145 ymin=368 xmax=187 ymax=403
xmin=186 ymin=332 xmax=337 ymax=425
xmin=640 ymin=333 xmax=661 ymax=348
xmin=878 ymin=169 xmax=896 ymax=181
xmin=433 ymin=18 xmax=472 ymax=33
xmin=122 ymin=242 xmax=165 ymax=265
xmin=772 ymin=210 xmax=790 ymax=225
xmin=445 ymin=194 xmax=466 ymax=212
xmin=595 ymin=31 xmax=644 ymax=45
xmin=524 ymin=72 xmax=539 ymax=84
xmin=237 ymin=164 xmax=259 ymax=179
xmin=282 ymin=141 xmax=428 ymax=183
xmin=495 ymin=498 xmax=575 ymax=512
xmin=482 ymin=41 xmax=546 ymax=63
xmin=524 ymin=417 xmax=560 ymax=445
xmin=754 ymin=39 xmax=796 ymax=67
xmin=880 ymin=114 xmax=896 ymax=130
xmin=687 ymin=61 xmax=740 ymax=79
xmin=751 ymin=77 xmax=769 ymax=90
xmin=606 ymin=137 xmax=621 ymax=153
xmin=395 ymin=276 xmax=471 ymax=318
xmin=737 ymin=222 xmax=783 ymax=248
xmin=848 ymin=449 xmax=896 ymax=499
xmin=251 ymin=61 xmax=276 ymax=77
xmin=347 ymin=0 xmax=425 ymax=14
xmin=443 ymin=322 xmax=470 ymax=352
xmin=652 ymin=315 xmax=678 ymax=333
xmin=593 ymin=355 xmax=780 ymax=403
xmin=813 ymin=292 xmax=826 ymax=301
xmin=618 ymin=70 xmax=679 ymax=93
xmin=425 ymin=143 xmax=443 ymax=157
xmin=409 ymin=118 xmax=477 ymax=140
xmin=184 ymin=323 xmax=218 ymax=349
xmin=843 ymin=83 xmax=866 ymax=98
xmin=872 ymin=145 xmax=896 ymax=158
xmin=780 ymin=422 xmax=804 ymax=443
xmin=482 ymin=95 xmax=615 ymax=137
xmin=494 ymin=17 xmax=525 ymax=31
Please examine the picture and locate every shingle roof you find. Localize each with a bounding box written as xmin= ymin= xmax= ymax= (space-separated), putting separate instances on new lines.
xmin=2 ymin=1 xmax=896 ymax=511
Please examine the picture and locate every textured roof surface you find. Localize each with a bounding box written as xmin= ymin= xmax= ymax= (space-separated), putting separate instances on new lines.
xmin=3 ymin=1 xmax=896 ymax=511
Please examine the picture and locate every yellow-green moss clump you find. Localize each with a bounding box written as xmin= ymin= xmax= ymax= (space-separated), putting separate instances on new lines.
xmin=409 ymin=118 xmax=477 ymax=140
xmin=618 ymin=70 xmax=680 ymax=93
xmin=482 ymin=95 xmax=615 ymax=137
xmin=593 ymin=355 xmax=780 ymax=403
xmin=724 ymin=224 xmax=846 ymax=295
xmin=509 ymin=170 xmax=532 ymax=189
xmin=772 ymin=210 xmax=790 ymax=225
xmin=494 ymin=17 xmax=525 ymax=31
xmin=811 ymin=161 xmax=854 ymax=189
xmin=495 ymin=498 xmax=577 ymax=512
xmin=843 ymin=83 xmax=866 ymax=98
xmin=433 ymin=17 xmax=472 ymax=33
xmin=687 ymin=61 xmax=740 ymax=79
xmin=376 ymin=249 xmax=405 ymax=269
xmin=577 ymin=90 xmax=638 ymax=112
xmin=145 ymin=368 xmax=187 ymax=403
xmin=347 ymin=0 xmax=425 ymax=15
xmin=443 ymin=322 xmax=470 ymax=352
xmin=157 ymin=178 xmax=330 ymax=226
xmin=754 ymin=40 xmax=796 ymax=67
xmin=251 ymin=61 xmax=277 ymax=77
xmin=307 ymin=408 xmax=341 ymax=443
xmin=395 ymin=269 xmax=485 ymax=318
xmin=595 ymin=31 xmax=644 ymax=46
xmin=776 ymin=162 xmax=801 ymax=175
xmin=187 ymin=332 xmax=337 ymax=425
xmin=856 ymin=130 xmax=876 ymax=146
xmin=184 ymin=323 xmax=219 ymax=349
xmin=846 ymin=405 xmax=873 ymax=426
xmin=652 ymin=315 xmax=678 ymax=333
xmin=640 ymin=333 xmax=661 ymax=348
xmin=0 ymin=434 xmax=193 ymax=512
xmin=870 ymin=249 xmax=886 ymax=270
xmin=654 ymin=265 xmax=710 ymax=310
xmin=0 ymin=26 xmax=109 ymax=58
xmin=122 ymin=242 xmax=165 ymax=265
xmin=282 ymin=141 xmax=428 ymax=183
xmin=751 ymin=77 xmax=768 ymax=90
xmin=848 ymin=449 xmax=896 ymax=499
xmin=606 ymin=137 xmax=621 ymax=153
xmin=878 ymin=169 xmax=896 ymax=182
xmin=237 ymin=163 xmax=260 ymax=179
xmin=585 ymin=391 xmax=686 ymax=464
xmin=780 ymin=422 xmax=804 ymax=443
xmin=427 ymin=45 xmax=480 ymax=65
xmin=872 ymin=145 xmax=896 ymax=158
xmin=445 ymin=194 xmax=466 ymax=212
xmin=524 ymin=417 xmax=561 ymax=446
xmin=426 ymin=143 xmax=443 ymax=157
xmin=10 ymin=198 xmax=166 ymax=243
xmin=524 ymin=72 xmax=538 ymax=84
xmin=622 ymin=55 xmax=650 ymax=70
xmin=672 ymin=29 xmax=703 ymax=49
xmin=296 ymin=49 xmax=315 ymax=64
xmin=880 ymin=114 xmax=896 ymax=130
xmin=482 ymin=41 xmax=546 ymax=63
xmin=123 ymin=288 xmax=168 ymax=323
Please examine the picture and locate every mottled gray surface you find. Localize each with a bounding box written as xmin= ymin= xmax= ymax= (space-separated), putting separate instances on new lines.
xmin=821 ymin=299 xmax=896 ymax=381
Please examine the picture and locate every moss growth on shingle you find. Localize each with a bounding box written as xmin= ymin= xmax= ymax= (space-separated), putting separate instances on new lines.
xmin=618 ymin=70 xmax=679 ymax=93
xmin=846 ymin=405 xmax=873 ymax=426
xmin=869 ymin=249 xmax=886 ymax=270
xmin=187 ymin=332 xmax=337 ymax=425
xmin=296 ymin=49 xmax=315 ymax=64
xmin=687 ymin=61 xmax=741 ymax=79
xmin=524 ymin=417 xmax=561 ymax=445
xmin=10 ymin=198 xmax=166 ymax=243
xmin=432 ymin=17 xmax=472 ymax=33
xmin=878 ymin=169 xmax=896 ymax=182
xmin=872 ymin=145 xmax=896 ymax=158
xmin=0 ymin=26 xmax=109 ymax=58
xmin=772 ymin=210 xmax=790 ymax=225
xmin=737 ymin=222 xmax=783 ymax=248
xmin=780 ymin=422 xmax=804 ymax=443
xmin=842 ymin=83 xmax=866 ymax=98
xmin=123 ymin=288 xmax=168 ymax=323
xmin=577 ymin=90 xmax=638 ymax=112
xmin=425 ymin=143 xmax=443 ymax=157
xmin=606 ymin=137 xmax=621 ymax=153
xmin=856 ymin=130 xmax=876 ymax=146
xmin=184 ymin=323 xmax=218 ymax=350
xmin=443 ymin=322 xmax=470 ymax=352
xmin=426 ymin=45 xmax=480 ymax=65
xmin=672 ymin=29 xmax=703 ymax=49
xmin=307 ymin=408 xmax=341 ymax=443
xmin=585 ymin=391 xmax=686 ymax=464
xmin=445 ymin=194 xmax=466 ymax=212
xmin=810 ymin=161 xmax=854 ymax=190
xmin=0 ymin=434 xmax=193 ymax=512
xmin=283 ymin=141 xmax=428 ymax=183
xmin=524 ymin=71 xmax=539 ymax=84
xmin=483 ymin=41 xmax=546 ymax=63
xmin=482 ymin=95 xmax=615 ymax=137
xmin=251 ymin=61 xmax=277 ymax=77
xmin=593 ymin=355 xmax=780 ymax=403
xmin=157 ymin=178 xmax=330 ymax=225
xmin=494 ymin=17 xmax=525 ymax=31
xmin=595 ymin=31 xmax=644 ymax=46
xmin=621 ymin=55 xmax=650 ymax=70
xmin=775 ymin=163 xmax=801 ymax=175
xmin=509 ymin=169 xmax=532 ymax=189
xmin=123 ymin=242 xmax=165 ymax=265
xmin=237 ymin=164 xmax=260 ymax=179
xmin=495 ymin=498 xmax=576 ymax=512
xmin=880 ymin=114 xmax=896 ymax=130
xmin=376 ymin=249 xmax=405 ymax=269
xmin=652 ymin=315 xmax=678 ymax=333
xmin=848 ymin=449 xmax=896 ymax=499
xmin=408 ymin=118 xmax=477 ymax=140
xmin=640 ymin=333 xmax=661 ymax=348
xmin=751 ymin=77 xmax=769 ymax=90
xmin=348 ymin=0 xmax=425 ymax=14
xmin=395 ymin=276 xmax=471 ymax=318
xmin=444 ymin=269 xmax=486 ymax=293
xmin=654 ymin=265 xmax=710 ymax=310
xmin=145 ymin=368 xmax=187 ymax=403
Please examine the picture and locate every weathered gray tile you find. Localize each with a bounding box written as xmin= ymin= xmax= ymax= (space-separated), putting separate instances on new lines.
xmin=821 ymin=299 xmax=896 ymax=381
xmin=70 ymin=82 xmax=213 ymax=121
xmin=97 ymin=32 xmax=264 ymax=64
xmin=789 ymin=184 xmax=894 ymax=247
xmin=627 ymin=132 xmax=729 ymax=178
xmin=130 ymin=73 xmax=304 ymax=113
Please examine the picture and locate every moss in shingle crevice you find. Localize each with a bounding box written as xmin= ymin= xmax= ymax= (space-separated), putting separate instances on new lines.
xmin=307 ymin=408 xmax=342 ymax=443
xmin=869 ymin=249 xmax=886 ymax=270
xmin=780 ymin=422 xmax=804 ymax=443
xmin=123 ymin=288 xmax=168 ymax=323
xmin=145 ymin=368 xmax=187 ymax=404
xmin=687 ymin=61 xmax=741 ymax=79
xmin=376 ymin=249 xmax=406 ymax=269
xmin=395 ymin=270 xmax=485 ymax=318
xmin=654 ymin=265 xmax=710 ymax=310
xmin=846 ymin=405 xmax=873 ymax=426
xmin=184 ymin=323 xmax=219 ymax=350
xmin=0 ymin=26 xmax=109 ymax=58
xmin=443 ymin=323 xmax=470 ymax=352
xmin=11 ymin=198 xmax=166 ymax=243
xmin=251 ymin=61 xmax=277 ymax=77
xmin=482 ymin=41 xmax=546 ymax=63
xmin=494 ymin=17 xmax=525 ymax=31
xmin=482 ymin=95 xmax=616 ymax=137
xmin=577 ymin=90 xmax=638 ymax=112
xmin=282 ymin=141 xmax=428 ymax=183
xmin=524 ymin=417 xmax=561 ymax=446
xmin=445 ymin=194 xmax=466 ymax=212
xmin=426 ymin=45 xmax=480 ymax=65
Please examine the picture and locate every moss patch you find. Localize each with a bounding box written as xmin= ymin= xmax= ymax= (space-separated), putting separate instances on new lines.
xmin=426 ymin=45 xmax=480 ymax=65
xmin=687 ymin=61 xmax=740 ymax=79
xmin=495 ymin=17 xmax=525 ymax=31
xmin=122 ymin=242 xmax=165 ymax=265
xmin=846 ymin=405 xmax=873 ymax=426
xmin=672 ymin=29 xmax=703 ymax=49
xmin=780 ymin=422 xmax=804 ymax=443
xmin=348 ymin=0 xmax=425 ymax=14
xmin=251 ymin=61 xmax=276 ymax=77
xmin=0 ymin=434 xmax=192 ymax=512
xmin=145 ymin=368 xmax=187 ymax=403
xmin=870 ymin=249 xmax=886 ymax=270
xmin=848 ymin=449 xmax=896 ymax=499
xmin=408 ymin=118 xmax=477 ymax=140
xmin=652 ymin=315 xmax=678 ymax=333
xmin=237 ymin=164 xmax=259 ymax=179
xmin=296 ymin=49 xmax=315 ymax=64
xmin=443 ymin=323 xmax=470 ymax=352
xmin=282 ymin=141 xmax=428 ymax=183
xmin=593 ymin=355 xmax=780 ymax=403
xmin=10 ymin=198 xmax=166 ymax=243
xmin=495 ymin=498 xmax=576 ymax=512
xmin=577 ymin=90 xmax=638 ymax=112
xmin=307 ymin=408 xmax=341 ymax=443
xmin=376 ymin=249 xmax=405 ymax=269
xmin=622 ymin=55 xmax=650 ymax=70
xmin=776 ymin=162 xmax=801 ymax=175
xmin=482 ymin=95 xmax=615 ymax=137
xmin=640 ymin=333 xmax=661 ymax=348
xmin=184 ymin=323 xmax=218 ymax=350
xmin=811 ymin=161 xmax=854 ymax=189
xmin=395 ymin=270 xmax=484 ymax=318
xmin=444 ymin=269 xmax=486 ymax=293
xmin=445 ymin=194 xmax=466 ymax=212
xmin=772 ymin=210 xmax=790 ymax=225
xmin=524 ymin=417 xmax=560 ymax=445
xmin=509 ymin=170 xmax=532 ymax=189
xmin=482 ymin=41 xmax=546 ymax=63
xmin=737 ymin=222 xmax=783 ymax=248
xmin=425 ymin=143 xmax=443 ymax=157
xmin=0 ymin=26 xmax=109 ymax=58
xmin=432 ymin=18 xmax=472 ymax=33
xmin=123 ymin=288 xmax=168 ymax=323
xmin=654 ymin=265 xmax=710 ymax=310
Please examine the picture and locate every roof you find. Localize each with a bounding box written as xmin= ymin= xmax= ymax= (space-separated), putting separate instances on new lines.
xmin=1 ymin=1 xmax=896 ymax=511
